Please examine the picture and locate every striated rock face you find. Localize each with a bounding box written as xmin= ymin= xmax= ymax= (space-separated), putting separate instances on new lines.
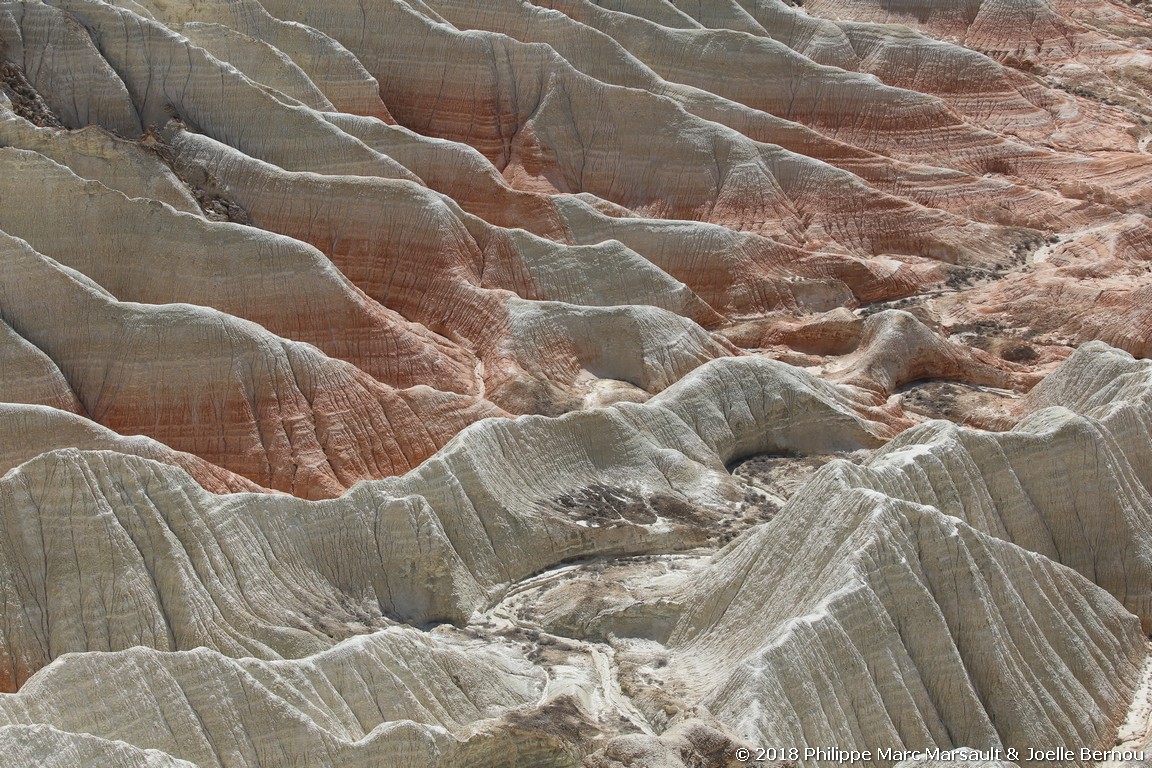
xmin=0 ymin=229 xmax=502 ymax=498
xmin=0 ymin=403 xmax=268 ymax=493
xmin=661 ymin=354 xmax=1152 ymax=757
xmin=0 ymin=355 xmax=900 ymax=689
xmin=1 ymin=0 xmax=1151 ymax=765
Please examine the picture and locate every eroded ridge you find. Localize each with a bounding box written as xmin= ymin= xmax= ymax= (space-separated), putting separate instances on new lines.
xmin=0 ymin=0 xmax=1151 ymax=766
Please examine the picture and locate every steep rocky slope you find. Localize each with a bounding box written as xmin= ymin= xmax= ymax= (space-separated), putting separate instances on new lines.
xmin=1 ymin=0 xmax=1151 ymax=766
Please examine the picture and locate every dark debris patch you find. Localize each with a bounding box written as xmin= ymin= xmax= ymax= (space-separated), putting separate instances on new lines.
xmin=948 ymin=317 xmax=1045 ymax=361
xmin=501 ymin=694 xmax=605 ymax=747
xmin=900 ymin=382 xmax=965 ymax=421
xmin=1000 ymin=342 xmax=1039 ymax=363
xmin=141 ymin=121 xmax=251 ymax=224
xmin=898 ymin=380 xmax=1019 ymax=424
xmin=724 ymin=451 xmax=869 ymax=541
xmin=0 ymin=59 xmax=64 ymax=128
xmin=554 ymin=484 xmax=655 ymax=526
xmin=552 ymin=484 xmax=713 ymax=530
xmin=191 ymin=189 xmax=251 ymax=224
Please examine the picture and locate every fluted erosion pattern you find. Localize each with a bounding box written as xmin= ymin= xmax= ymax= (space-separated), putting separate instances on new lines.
xmin=1 ymin=0 xmax=1151 ymax=765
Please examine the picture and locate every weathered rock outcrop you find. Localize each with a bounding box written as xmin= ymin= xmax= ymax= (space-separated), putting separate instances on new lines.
xmin=0 ymin=229 xmax=502 ymax=498
xmin=0 ymin=630 xmax=552 ymax=767
xmin=0 ymin=352 xmax=900 ymax=689
xmin=0 ymin=146 xmax=481 ymax=395
xmin=1 ymin=0 xmax=1150 ymax=765
xmin=0 ymin=403 xmax=266 ymax=493
xmin=0 ymin=344 xmax=1146 ymax=765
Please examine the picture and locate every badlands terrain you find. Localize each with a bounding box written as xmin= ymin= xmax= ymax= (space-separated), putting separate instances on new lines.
xmin=1 ymin=0 xmax=1152 ymax=765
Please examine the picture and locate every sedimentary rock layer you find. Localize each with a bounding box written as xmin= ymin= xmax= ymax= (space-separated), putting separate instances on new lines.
xmin=0 ymin=346 xmax=1148 ymax=766
xmin=1 ymin=0 xmax=1151 ymax=765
